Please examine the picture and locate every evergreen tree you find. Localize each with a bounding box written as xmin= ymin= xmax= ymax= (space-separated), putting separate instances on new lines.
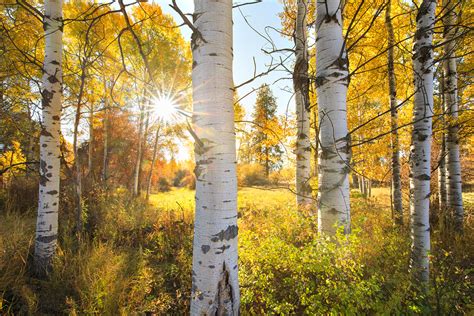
xmin=251 ymin=84 xmax=283 ymax=177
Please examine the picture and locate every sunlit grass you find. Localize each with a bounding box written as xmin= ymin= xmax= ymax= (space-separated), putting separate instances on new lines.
xmin=1 ymin=186 xmax=472 ymax=313
xmin=463 ymin=191 xmax=474 ymax=207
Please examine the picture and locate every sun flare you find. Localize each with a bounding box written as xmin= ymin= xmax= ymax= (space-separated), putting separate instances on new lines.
xmin=152 ymin=94 xmax=178 ymax=123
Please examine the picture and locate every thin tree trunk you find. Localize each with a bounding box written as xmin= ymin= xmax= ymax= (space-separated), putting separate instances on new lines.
xmin=410 ymin=0 xmax=436 ymax=286
xmin=385 ymin=0 xmax=403 ymax=224
xmin=315 ymin=0 xmax=351 ymax=235
xmin=73 ymin=63 xmax=87 ymax=234
xmin=361 ymin=176 xmax=366 ymax=197
xmin=133 ymin=96 xmax=145 ymax=197
xmin=138 ymin=108 xmax=150 ymax=192
xmin=190 ymin=0 xmax=239 ymax=314
xmin=313 ymin=110 xmax=319 ymax=182
xmin=34 ymin=0 xmax=63 ymax=275
xmin=351 ymin=173 xmax=357 ymax=189
xmin=88 ymin=103 xmax=94 ymax=178
xmin=294 ymin=0 xmax=311 ymax=207
xmin=443 ymin=0 xmax=463 ymax=230
xmin=146 ymin=125 xmax=160 ymax=201
xmin=102 ymin=85 xmax=109 ymax=187
xmin=102 ymin=118 xmax=109 ymax=186
xmin=0 ymin=77 xmax=3 ymax=108
xmin=265 ymin=146 xmax=269 ymax=177
xmin=438 ymin=70 xmax=447 ymax=211
xmin=25 ymin=103 xmax=35 ymax=175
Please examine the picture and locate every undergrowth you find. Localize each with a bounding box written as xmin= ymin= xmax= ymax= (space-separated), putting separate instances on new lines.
xmin=0 ymin=187 xmax=472 ymax=314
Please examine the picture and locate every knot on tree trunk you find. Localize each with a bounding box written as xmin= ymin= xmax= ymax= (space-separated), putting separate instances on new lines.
xmin=214 ymin=262 xmax=234 ymax=316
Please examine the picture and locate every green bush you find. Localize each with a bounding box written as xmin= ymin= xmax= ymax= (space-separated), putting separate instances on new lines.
xmin=239 ymin=230 xmax=410 ymax=314
xmin=0 ymin=187 xmax=472 ymax=314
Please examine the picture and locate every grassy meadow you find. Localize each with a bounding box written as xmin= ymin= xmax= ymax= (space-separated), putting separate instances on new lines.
xmin=1 ymin=186 xmax=473 ymax=314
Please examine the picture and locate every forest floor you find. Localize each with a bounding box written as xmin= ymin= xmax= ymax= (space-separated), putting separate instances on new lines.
xmin=1 ymin=186 xmax=473 ymax=314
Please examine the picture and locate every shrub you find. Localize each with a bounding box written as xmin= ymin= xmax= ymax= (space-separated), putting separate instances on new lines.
xmin=173 ymin=169 xmax=187 ymax=187
xmin=180 ymin=173 xmax=196 ymax=189
xmin=269 ymin=167 xmax=294 ymax=185
xmin=173 ymin=169 xmax=195 ymax=189
xmin=0 ymin=188 xmax=472 ymax=314
xmin=237 ymin=164 xmax=268 ymax=186
xmin=158 ymin=178 xmax=170 ymax=192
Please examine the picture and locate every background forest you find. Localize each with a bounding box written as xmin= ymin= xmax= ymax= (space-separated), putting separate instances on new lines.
xmin=0 ymin=0 xmax=473 ymax=314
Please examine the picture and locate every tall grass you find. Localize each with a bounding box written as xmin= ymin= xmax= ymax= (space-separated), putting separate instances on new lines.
xmin=0 ymin=186 xmax=472 ymax=314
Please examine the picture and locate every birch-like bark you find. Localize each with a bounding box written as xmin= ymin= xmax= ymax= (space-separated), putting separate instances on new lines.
xmin=35 ymin=0 xmax=63 ymax=274
xmin=146 ymin=125 xmax=160 ymax=201
xmin=385 ymin=0 xmax=403 ymax=225
xmin=443 ymin=0 xmax=463 ymax=229
xmin=409 ymin=0 xmax=436 ymax=285
xmin=294 ymin=0 xmax=312 ymax=207
xmin=438 ymin=70 xmax=447 ymax=210
xmin=190 ymin=1 xmax=239 ymax=314
xmin=315 ymin=0 xmax=351 ymax=235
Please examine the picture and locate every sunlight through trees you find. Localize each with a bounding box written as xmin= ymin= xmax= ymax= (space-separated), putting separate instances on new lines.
xmin=0 ymin=0 xmax=472 ymax=314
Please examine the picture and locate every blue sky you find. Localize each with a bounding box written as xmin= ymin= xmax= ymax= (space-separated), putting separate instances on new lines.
xmin=63 ymin=1 xmax=296 ymax=161
xmin=159 ymin=0 xmax=295 ymax=119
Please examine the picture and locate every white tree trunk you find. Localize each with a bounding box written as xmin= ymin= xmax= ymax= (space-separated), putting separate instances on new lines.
xmin=190 ymin=1 xmax=239 ymax=314
xmin=315 ymin=0 xmax=351 ymax=235
xmin=35 ymin=0 xmax=63 ymax=274
xmin=294 ymin=0 xmax=312 ymax=207
xmin=410 ymin=0 xmax=436 ymax=285
xmin=385 ymin=0 xmax=403 ymax=224
xmin=443 ymin=0 xmax=463 ymax=229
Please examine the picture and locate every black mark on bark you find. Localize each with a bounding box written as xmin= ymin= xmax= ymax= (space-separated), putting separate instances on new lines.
xmin=211 ymin=225 xmax=238 ymax=242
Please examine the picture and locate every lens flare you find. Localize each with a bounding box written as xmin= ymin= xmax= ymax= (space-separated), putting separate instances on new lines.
xmin=152 ymin=93 xmax=178 ymax=123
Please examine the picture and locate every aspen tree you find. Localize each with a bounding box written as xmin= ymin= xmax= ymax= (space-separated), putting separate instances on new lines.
xmin=443 ymin=0 xmax=463 ymax=229
xmin=385 ymin=0 xmax=403 ymax=224
xmin=294 ymin=0 xmax=312 ymax=207
xmin=34 ymin=0 xmax=63 ymax=274
xmin=315 ymin=0 xmax=351 ymax=234
xmin=409 ymin=0 xmax=436 ymax=284
xmin=190 ymin=0 xmax=239 ymax=314
xmin=438 ymin=70 xmax=447 ymax=211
